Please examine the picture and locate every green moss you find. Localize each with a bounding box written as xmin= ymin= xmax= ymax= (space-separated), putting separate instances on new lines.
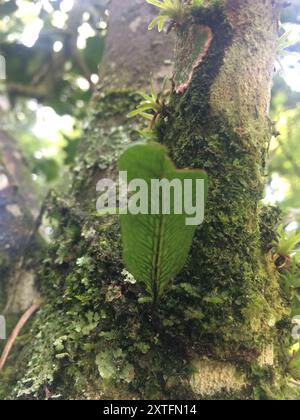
xmin=259 ymin=206 xmax=282 ymax=251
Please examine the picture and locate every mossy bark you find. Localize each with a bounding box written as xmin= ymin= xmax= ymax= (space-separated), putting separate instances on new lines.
xmin=158 ymin=0 xmax=290 ymax=397
xmin=0 ymin=0 xmax=295 ymax=400
xmin=168 ymin=0 xmax=281 ymax=349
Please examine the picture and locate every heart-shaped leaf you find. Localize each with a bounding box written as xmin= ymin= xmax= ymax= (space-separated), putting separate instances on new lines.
xmin=119 ymin=142 xmax=208 ymax=302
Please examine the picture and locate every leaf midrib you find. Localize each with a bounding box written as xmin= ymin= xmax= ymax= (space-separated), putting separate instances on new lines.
xmin=151 ymin=159 xmax=168 ymax=301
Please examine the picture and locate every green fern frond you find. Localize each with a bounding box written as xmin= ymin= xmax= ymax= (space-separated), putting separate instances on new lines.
xmin=191 ymin=0 xmax=204 ymax=7
xmin=281 ymin=259 xmax=300 ymax=290
xmin=277 ymin=28 xmax=300 ymax=58
xmin=147 ymin=0 xmax=188 ymax=32
xmin=127 ymin=79 xmax=171 ymax=129
xmin=276 ymin=226 xmax=300 ymax=257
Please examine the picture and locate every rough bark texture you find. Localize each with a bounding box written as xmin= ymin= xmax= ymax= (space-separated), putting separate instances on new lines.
xmin=100 ymin=0 xmax=174 ymax=90
xmin=0 ymin=0 xmax=296 ymax=400
xmin=0 ymin=127 xmax=40 ymax=314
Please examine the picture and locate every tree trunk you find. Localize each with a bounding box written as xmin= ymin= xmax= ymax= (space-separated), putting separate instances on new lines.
xmin=160 ymin=0 xmax=288 ymax=398
xmin=0 ymin=127 xmax=40 ymax=314
xmin=0 ymin=0 xmax=294 ymax=400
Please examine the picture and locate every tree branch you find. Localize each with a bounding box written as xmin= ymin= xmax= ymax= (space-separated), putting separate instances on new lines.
xmin=0 ymin=302 xmax=42 ymax=372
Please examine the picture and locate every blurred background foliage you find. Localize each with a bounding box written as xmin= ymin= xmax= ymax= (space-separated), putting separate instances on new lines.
xmin=0 ymin=0 xmax=108 ymax=192
xmin=266 ymin=0 xmax=300 ymax=229
xmin=0 ymin=0 xmax=299 ymax=224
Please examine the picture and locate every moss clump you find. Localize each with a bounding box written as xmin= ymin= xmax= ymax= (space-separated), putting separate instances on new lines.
xmin=259 ymin=206 xmax=282 ymax=252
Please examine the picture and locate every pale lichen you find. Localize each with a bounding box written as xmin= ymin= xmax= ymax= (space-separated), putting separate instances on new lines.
xmin=190 ymin=359 xmax=247 ymax=397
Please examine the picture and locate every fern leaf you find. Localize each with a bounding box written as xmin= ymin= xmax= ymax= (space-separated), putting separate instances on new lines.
xmin=277 ymin=227 xmax=300 ymax=256
xmin=147 ymin=0 xmax=169 ymax=10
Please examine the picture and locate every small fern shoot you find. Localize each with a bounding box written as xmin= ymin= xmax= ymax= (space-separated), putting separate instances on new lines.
xmin=277 ymin=28 xmax=300 ymax=58
xmin=272 ymin=226 xmax=300 ymax=270
xmin=276 ymin=227 xmax=300 ymax=257
xmin=146 ymin=0 xmax=204 ymax=32
xmin=127 ymin=79 xmax=171 ymax=130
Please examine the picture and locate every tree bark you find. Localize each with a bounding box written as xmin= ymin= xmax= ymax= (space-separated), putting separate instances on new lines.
xmin=0 ymin=0 xmax=294 ymax=400
xmin=0 ymin=128 xmax=40 ymax=314
xmin=160 ymin=0 xmax=287 ymax=397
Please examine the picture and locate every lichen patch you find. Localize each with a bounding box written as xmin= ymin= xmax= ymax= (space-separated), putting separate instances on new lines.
xmin=190 ymin=359 xmax=247 ymax=397
xmin=258 ymin=345 xmax=274 ymax=367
